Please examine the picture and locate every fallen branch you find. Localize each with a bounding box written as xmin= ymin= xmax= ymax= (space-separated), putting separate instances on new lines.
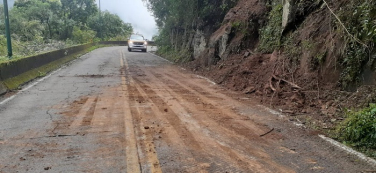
xmin=260 ymin=128 xmax=274 ymax=137
xmin=272 ymin=75 xmax=302 ymax=89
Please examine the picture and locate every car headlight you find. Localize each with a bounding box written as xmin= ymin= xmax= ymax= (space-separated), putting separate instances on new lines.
xmin=144 ymin=41 xmax=148 ymax=45
xmin=129 ymin=41 xmax=133 ymax=44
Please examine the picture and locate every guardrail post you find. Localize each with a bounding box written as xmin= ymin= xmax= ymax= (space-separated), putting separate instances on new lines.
xmin=3 ymin=0 xmax=12 ymax=59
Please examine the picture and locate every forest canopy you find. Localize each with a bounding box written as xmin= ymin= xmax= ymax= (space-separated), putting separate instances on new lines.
xmin=0 ymin=0 xmax=133 ymax=59
xmin=143 ymin=0 xmax=238 ymax=52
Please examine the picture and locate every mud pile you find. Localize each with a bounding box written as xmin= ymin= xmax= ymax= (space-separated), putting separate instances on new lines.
xmin=185 ymin=0 xmax=376 ymax=130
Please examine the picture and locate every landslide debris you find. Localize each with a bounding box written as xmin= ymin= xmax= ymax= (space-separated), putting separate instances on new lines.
xmin=147 ymin=0 xmax=376 ymax=157
xmin=183 ymin=0 xmax=376 ymax=131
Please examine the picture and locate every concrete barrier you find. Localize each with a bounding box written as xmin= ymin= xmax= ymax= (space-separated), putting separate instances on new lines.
xmin=0 ymin=41 xmax=157 ymax=95
xmin=100 ymin=41 xmax=127 ymax=46
xmin=0 ymin=43 xmax=97 ymax=94
xmin=99 ymin=41 xmax=155 ymax=46
xmin=0 ymin=43 xmax=95 ymax=80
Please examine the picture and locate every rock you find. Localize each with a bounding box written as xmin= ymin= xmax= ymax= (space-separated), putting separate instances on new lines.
xmin=207 ymin=24 xmax=232 ymax=63
xmin=193 ymin=30 xmax=207 ymax=59
xmin=144 ymin=126 xmax=150 ymax=129
xmin=282 ymin=0 xmax=297 ymax=31
xmin=244 ymin=51 xmax=250 ymax=58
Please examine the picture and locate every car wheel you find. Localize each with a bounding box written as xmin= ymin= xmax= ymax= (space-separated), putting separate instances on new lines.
xmin=142 ymin=49 xmax=147 ymax=52
xmin=128 ymin=48 xmax=131 ymax=52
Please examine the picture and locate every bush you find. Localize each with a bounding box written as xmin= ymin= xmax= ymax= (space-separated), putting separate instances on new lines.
xmin=337 ymin=0 xmax=376 ymax=88
xmin=336 ymin=103 xmax=376 ymax=152
xmin=257 ymin=2 xmax=283 ymax=53
xmin=0 ymin=35 xmax=7 ymax=57
xmin=72 ymin=27 xmax=96 ymax=44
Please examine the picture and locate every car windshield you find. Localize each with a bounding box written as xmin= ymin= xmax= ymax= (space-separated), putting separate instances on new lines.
xmin=130 ymin=35 xmax=144 ymax=41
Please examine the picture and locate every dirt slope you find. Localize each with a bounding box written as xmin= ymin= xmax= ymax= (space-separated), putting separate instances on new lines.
xmin=184 ymin=0 xmax=376 ymax=131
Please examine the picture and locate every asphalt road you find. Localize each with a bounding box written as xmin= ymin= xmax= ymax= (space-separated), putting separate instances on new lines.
xmin=0 ymin=46 xmax=374 ymax=172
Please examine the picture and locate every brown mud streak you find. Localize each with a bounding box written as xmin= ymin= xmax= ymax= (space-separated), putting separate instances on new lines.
xmin=121 ymin=51 xmax=163 ymax=173
xmin=128 ymin=85 xmax=162 ymax=172
xmin=128 ymin=73 xmax=205 ymax=172
xmin=81 ymin=96 xmax=98 ymax=126
xmin=162 ymin=68 xmax=283 ymax=139
xmin=153 ymin=70 xmax=267 ymax=139
xmin=131 ymin=75 xmax=252 ymax=172
xmin=120 ymin=53 xmax=142 ymax=173
xmin=130 ymin=65 xmax=293 ymax=172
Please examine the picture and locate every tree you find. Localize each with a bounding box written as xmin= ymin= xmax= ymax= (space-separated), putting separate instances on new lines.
xmin=143 ymin=0 xmax=237 ymax=51
xmin=88 ymin=11 xmax=133 ymax=40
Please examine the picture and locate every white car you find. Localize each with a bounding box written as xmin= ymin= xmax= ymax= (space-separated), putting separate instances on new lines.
xmin=127 ymin=34 xmax=147 ymax=52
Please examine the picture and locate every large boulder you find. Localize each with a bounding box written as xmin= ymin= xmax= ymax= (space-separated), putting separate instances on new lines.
xmin=209 ymin=24 xmax=232 ymax=61
xmin=193 ymin=30 xmax=207 ymax=59
xmin=282 ymin=0 xmax=297 ymax=31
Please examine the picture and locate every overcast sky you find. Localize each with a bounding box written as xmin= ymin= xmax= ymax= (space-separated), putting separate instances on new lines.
xmin=95 ymin=0 xmax=158 ymax=40
xmin=2 ymin=0 xmax=158 ymax=40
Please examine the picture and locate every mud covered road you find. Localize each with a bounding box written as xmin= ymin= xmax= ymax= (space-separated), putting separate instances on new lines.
xmin=0 ymin=46 xmax=374 ymax=172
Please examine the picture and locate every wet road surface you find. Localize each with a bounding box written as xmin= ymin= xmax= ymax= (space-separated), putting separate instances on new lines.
xmin=0 ymin=46 xmax=374 ymax=172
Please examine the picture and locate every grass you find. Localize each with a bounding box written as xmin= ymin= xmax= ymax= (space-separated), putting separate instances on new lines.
xmin=156 ymin=46 xmax=192 ymax=63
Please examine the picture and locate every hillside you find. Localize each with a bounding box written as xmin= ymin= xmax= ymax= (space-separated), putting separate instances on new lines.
xmin=146 ymin=0 xmax=376 ymax=157
xmin=187 ymin=0 xmax=376 ymax=127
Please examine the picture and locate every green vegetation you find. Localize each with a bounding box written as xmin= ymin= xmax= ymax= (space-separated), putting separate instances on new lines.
xmin=0 ymin=0 xmax=133 ymax=60
xmin=145 ymin=0 xmax=376 ymax=158
xmin=143 ymin=0 xmax=238 ymax=61
xmin=337 ymin=0 xmax=376 ymax=88
xmin=335 ymin=104 xmax=376 ymax=158
xmin=157 ymin=46 xmax=192 ymax=63
xmin=257 ymin=2 xmax=283 ymax=53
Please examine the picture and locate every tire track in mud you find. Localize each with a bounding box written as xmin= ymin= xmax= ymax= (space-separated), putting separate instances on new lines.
xmin=69 ymin=97 xmax=97 ymax=130
xmin=154 ymin=70 xmax=267 ymax=139
xmin=129 ymin=65 xmax=294 ymax=172
xmin=125 ymin=67 xmax=213 ymax=172
xmin=129 ymin=77 xmax=213 ymax=172
xmin=81 ymin=97 xmax=98 ymax=126
xmin=130 ymin=76 xmax=247 ymax=172
xmin=120 ymin=54 xmax=142 ymax=173
xmin=163 ymin=69 xmax=272 ymax=131
xmin=121 ymin=51 xmax=164 ymax=173
xmin=128 ymin=86 xmax=163 ymax=173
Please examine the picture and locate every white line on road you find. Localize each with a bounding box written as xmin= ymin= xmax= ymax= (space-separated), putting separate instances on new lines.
xmin=257 ymin=105 xmax=285 ymax=118
xmin=195 ymin=75 xmax=217 ymax=85
xmin=0 ymin=68 xmax=62 ymax=106
xmin=319 ymin=135 xmax=376 ymax=168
